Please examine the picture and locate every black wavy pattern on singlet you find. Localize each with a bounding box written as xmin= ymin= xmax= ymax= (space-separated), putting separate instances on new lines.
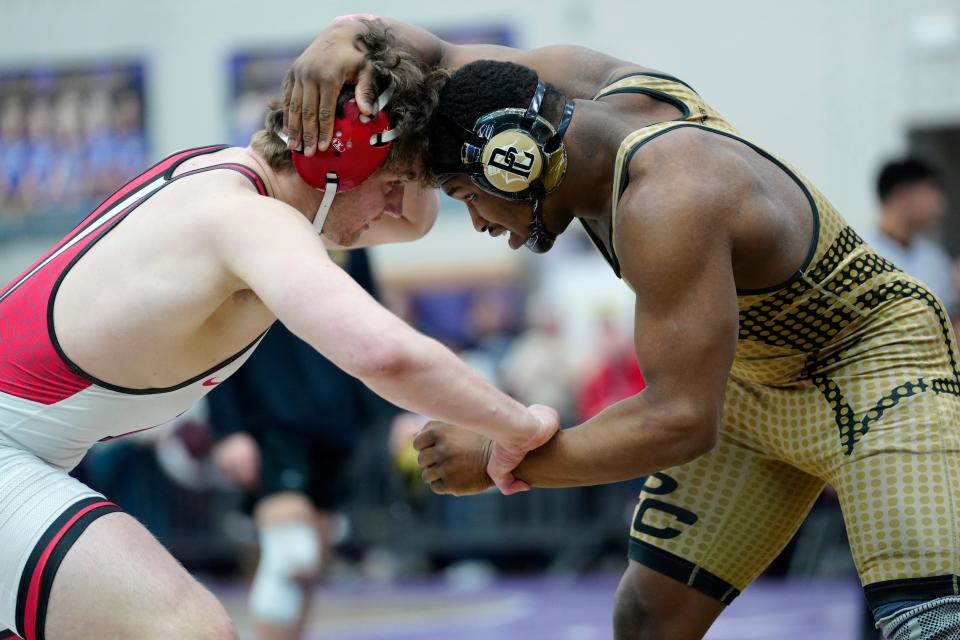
xmin=809 ymin=281 xmax=960 ymax=454
xmin=737 ymin=226 xmax=960 ymax=454
xmin=738 ymin=229 xmax=901 ymax=352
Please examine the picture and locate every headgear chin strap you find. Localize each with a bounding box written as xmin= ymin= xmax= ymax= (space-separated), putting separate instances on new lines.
xmin=433 ymin=81 xmax=575 ymax=253
xmin=276 ymin=87 xmax=396 ymax=235
xmin=526 ymin=191 xmax=555 ymax=253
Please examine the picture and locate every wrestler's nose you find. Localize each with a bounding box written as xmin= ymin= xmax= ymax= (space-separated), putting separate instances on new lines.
xmin=468 ymin=207 xmax=489 ymax=233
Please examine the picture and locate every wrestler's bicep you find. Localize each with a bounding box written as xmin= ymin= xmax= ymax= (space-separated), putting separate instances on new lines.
xmin=617 ymin=182 xmax=739 ymax=429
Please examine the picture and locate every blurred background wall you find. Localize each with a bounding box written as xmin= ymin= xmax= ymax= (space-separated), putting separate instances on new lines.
xmin=4 ymin=0 xmax=959 ymax=372
xmin=1 ymin=0 xmax=959 ymax=269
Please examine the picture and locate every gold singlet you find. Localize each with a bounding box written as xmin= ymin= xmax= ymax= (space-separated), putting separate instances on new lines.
xmin=588 ymin=73 xmax=960 ymax=610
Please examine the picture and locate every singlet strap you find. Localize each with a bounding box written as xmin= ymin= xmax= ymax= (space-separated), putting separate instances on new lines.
xmin=612 ymin=122 xmax=692 ymax=214
xmin=594 ymin=73 xmax=700 ymax=120
xmin=43 ymin=146 xmax=273 ymax=396
xmin=608 ymin=122 xmax=821 ymax=296
xmin=169 ymin=162 xmax=269 ymax=196
xmin=603 ymin=74 xmax=741 ymax=254
xmin=587 ymin=121 xmax=695 ymax=281
xmin=157 ymin=145 xmax=269 ymax=196
xmin=582 ymin=74 xmax=745 ymax=283
xmin=595 ymin=72 xmax=700 ymax=99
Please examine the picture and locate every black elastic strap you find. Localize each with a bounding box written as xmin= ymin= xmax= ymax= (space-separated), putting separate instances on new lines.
xmin=545 ymin=98 xmax=576 ymax=153
xmin=431 ymin=161 xmax=483 ymax=176
xmin=523 ymin=183 xmax=557 ymax=253
xmin=523 ymin=82 xmax=547 ymax=127
xmin=864 ymin=575 xmax=960 ymax=613
xmin=441 ymin=113 xmax=486 ymax=149
xmin=628 ymin=539 xmax=741 ymax=605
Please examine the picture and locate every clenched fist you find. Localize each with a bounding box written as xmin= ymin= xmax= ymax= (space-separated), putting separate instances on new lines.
xmin=414 ymin=422 xmax=494 ymax=496
xmin=414 ymin=404 xmax=559 ymax=496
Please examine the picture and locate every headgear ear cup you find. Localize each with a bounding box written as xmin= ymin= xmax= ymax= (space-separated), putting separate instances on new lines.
xmin=459 ymin=83 xmax=571 ymax=200
xmin=433 ymin=81 xmax=574 ymax=253
xmin=480 ymin=129 xmax=545 ymax=194
xmin=277 ymin=88 xmax=397 ymax=233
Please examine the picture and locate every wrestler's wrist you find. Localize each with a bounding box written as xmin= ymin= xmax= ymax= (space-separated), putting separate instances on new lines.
xmin=499 ymin=414 xmax=543 ymax=454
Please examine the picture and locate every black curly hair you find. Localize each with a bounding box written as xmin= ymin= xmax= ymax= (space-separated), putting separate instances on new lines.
xmin=425 ymin=59 xmax=566 ymax=183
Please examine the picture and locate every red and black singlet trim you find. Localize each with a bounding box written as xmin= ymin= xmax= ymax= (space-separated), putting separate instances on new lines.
xmin=14 ymin=497 xmax=121 ymax=640
xmin=45 ymin=149 xmax=268 ymax=395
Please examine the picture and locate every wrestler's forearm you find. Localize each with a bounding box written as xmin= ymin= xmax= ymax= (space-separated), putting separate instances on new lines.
xmin=514 ymin=393 xmax=717 ymax=488
xmin=330 ymin=15 xmax=448 ymax=67
xmin=330 ymin=15 xmax=614 ymax=102
xmin=247 ymin=217 xmax=534 ymax=448
xmin=377 ymin=18 xmax=449 ymax=66
xmin=360 ymin=335 xmax=539 ymax=449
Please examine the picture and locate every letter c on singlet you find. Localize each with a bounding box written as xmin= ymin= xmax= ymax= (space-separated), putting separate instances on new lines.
xmin=634 ymin=498 xmax=698 ymax=539
xmin=633 ymin=473 xmax=698 ymax=539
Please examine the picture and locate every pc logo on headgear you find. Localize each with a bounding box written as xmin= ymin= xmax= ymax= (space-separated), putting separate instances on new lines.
xmin=482 ymin=131 xmax=543 ymax=193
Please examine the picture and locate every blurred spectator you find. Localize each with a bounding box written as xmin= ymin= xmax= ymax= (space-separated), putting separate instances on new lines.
xmin=19 ymin=94 xmax=56 ymax=212
xmin=0 ymin=95 xmax=29 ymax=216
xmin=577 ymin=312 xmax=646 ymax=422
xmin=952 ymin=260 xmax=960 ymax=337
xmin=110 ymin=89 xmax=148 ymax=181
xmin=50 ymin=88 xmax=86 ymax=208
xmin=84 ymin=86 xmax=122 ymax=198
xmin=0 ymin=65 xmax=148 ymax=229
xmin=864 ymin=157 xmax=954 ymax=310
xmin=459 ymin=288 xmax=519 ymax=383
xmin=207 ymin=249 xmax=392 ymax=640
xmin=500 ymin=297 xmax=577 ymax=421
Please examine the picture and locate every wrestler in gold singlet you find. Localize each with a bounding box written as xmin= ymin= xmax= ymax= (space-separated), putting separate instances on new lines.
xmin=594 ymin=74 xmax=960 ymax=609
xmin=290 ymin=16 xmax=960 ymax=635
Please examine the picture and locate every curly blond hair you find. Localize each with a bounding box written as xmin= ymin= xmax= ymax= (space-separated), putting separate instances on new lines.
xmin=251 ymin=20 xmax=446 ymax=185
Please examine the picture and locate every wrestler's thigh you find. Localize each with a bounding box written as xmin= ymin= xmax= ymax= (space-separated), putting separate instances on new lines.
xmin=45 ymin=512 xmax=235 ymax=640
xmin=828 ymin=389 xmax=960 ymax=615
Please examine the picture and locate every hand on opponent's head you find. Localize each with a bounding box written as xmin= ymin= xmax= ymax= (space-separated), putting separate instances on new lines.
xmin=283 ymin=16 xmax=384 ymax=156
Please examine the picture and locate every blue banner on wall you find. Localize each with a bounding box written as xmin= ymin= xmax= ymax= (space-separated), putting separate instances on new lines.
xmin=0 ymin=62 xmax=148 ymax=238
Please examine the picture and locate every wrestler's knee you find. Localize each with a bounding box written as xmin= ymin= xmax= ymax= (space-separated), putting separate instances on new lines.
xmin=612 ymin=561 xmax=723 ymax=640
xmin=876 ymin=596 xmax=960 ymax=640
xmin=249 ymin=520 xmax=321 ymax=625
xmin=613 ymin=570 xmax=655 ymax=640
xmin=167 ymin=582 xmax=237 ymax=640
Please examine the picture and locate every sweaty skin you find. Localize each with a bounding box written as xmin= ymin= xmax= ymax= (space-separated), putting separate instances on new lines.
xmin=285 ymin=18 xmax=812 ymax=491
xmin=53 ymin=144 xmax=557 ymax=488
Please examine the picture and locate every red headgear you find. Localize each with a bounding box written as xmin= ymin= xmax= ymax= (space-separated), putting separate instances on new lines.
xmin=279 ymin=88 xmax=396 ymax=233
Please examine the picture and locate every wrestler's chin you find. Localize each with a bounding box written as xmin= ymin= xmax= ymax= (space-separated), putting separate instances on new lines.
xmin=326 ymin=228 xmax=361 ymax=248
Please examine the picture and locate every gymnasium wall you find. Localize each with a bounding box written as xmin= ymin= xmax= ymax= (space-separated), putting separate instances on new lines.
xmin=1 ymin=0 xmax=958 ymax=274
